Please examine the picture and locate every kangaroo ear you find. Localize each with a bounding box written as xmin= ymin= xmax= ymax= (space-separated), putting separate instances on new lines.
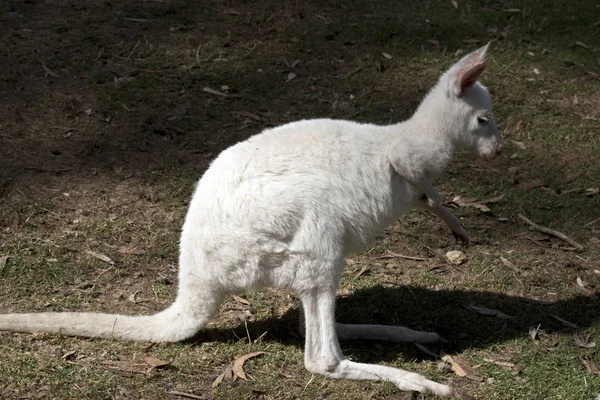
xmin=446 ymin=42 xmax=491 ymax=97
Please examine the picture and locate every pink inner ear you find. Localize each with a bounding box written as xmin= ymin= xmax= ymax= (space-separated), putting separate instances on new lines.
xmin=457 ymin=60 xmax=487 ymax=96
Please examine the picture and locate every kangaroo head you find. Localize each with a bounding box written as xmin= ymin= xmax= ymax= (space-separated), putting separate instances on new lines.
xmin=437 ymin=43 xmax=502 ymax=160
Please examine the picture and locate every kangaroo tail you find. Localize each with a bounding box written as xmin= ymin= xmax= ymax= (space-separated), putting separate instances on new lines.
xmin=0 ymin=297 xmax=219 ymax=342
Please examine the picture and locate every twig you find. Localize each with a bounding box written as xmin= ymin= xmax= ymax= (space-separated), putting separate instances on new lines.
xmin=42 ymin=61 xmax=61 ymax=78
xmin=584 ymin=217 xmax=600 ymax=227
xmin=166 ymin=391 xmax=206 ymax=400
xmin=517 ymin=213 xmax=584 ymax=250
xmin=375 ymin=250 xmax=429 ymax=261
xmin=126 ymin=40 xmax=140 ymax=61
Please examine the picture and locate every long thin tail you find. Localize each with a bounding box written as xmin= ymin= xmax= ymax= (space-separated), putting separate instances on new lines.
xmin=0 ymin=300 xmax=215 ymax=342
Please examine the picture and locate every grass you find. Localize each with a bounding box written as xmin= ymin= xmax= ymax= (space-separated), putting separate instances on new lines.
xmin=0 ymin=0 xmax=599 ymax=399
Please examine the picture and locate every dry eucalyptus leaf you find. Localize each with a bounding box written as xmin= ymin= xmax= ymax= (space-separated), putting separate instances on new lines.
xmin=286 ymin=72 xmax=297 ymax=82
xmin=575 ymin=41 xmax=589 ymax=49
xmin=500 ymin=257 xmax=519 ymax=273
xmin=232 ymin=351 xmax=266 ymax=381
xmin=354 ymin=264 xmax=369 ymax=278
xmin=86 ymin=250 xmax=114 ymax=265
xmin=558 ymin=171 xmax=583 ymax=184
xmin=533 ymin=68 xmax=540 ymax=75
xmin=529 ymin=325 xmax=540 ymax=341
xmin=483 ymin=357 xmax=516 ymax=369
xmin=451 ymin=0 xmax=458 ymax=9
xmin=203 ymin=87 xmax=228 ymax=97
xmin=550 ymin=314 xmax=579 ymax=329
xmin=510 ymin=140 xmax=527 ymax=150
xmin=232 ymin=111 xmax=261 ymax=121
xmin=381 ymin=52 xmax=393 ymax=60
xmin=441 ymin=353 xmax=484 ymax=381
xmin=465 ymin=304 xmax=515 ymax=320
xmin=144 ymin=356 xmax=169 ymax=368
xmin=516 ymin=179 xmax=544 ymax=191
xmin=232 ymin=295 xmax=250 ymax=305
xmin=415 ymin=343 xmax=440 ymax=358
xmin=582 ymin=359 xmax=600 ymax=376
xmin=212 ymin=365 xmax=233 ymax=388
xmin=575 ymin=337 xmax=596 ymax=349
xmin=0 ymin=255 xmax=8 ymax=271
xmin=576 ymin=276 xmax=589 ymax=289
xmin=585 ymin=188 xmax=599 ymax=196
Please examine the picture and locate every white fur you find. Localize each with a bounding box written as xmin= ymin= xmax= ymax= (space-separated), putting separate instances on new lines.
xmin=0 ymin=44 xmax=501 ymax=398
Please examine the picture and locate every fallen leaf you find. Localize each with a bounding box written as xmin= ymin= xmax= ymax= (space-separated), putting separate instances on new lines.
xmin=381 ymin=52 xmax=393 ymax=60
xmin=529 ymin=325 xmax=541 ymax=341
xmin=557 ymin=171 xmax=583 ymax=184
xmin=504 ymin=8 xmax=521 ymax=12
xmin=415 ymin=343 xmax=440 ymax=358
xmin=550 ymin=314 xmax=579 ymax=329
xmin=500 ymin=257 xmax=520 ymax=273
xmin=451 ymin=194 xmax=502 ymax=213
xmin=117 ymin=247 xmax=146 ymax=255
xmin=575 ymin=336 xmax=596 ymax=349
xmin=451 ymin=0 xmax=458 ymax=9
xmin=585 ymin=188 xmax=599 ymax=196
xmin=465 ymin=304 xmax=515 ymax=320
xmin=516 ymin=179 xmax=544 ymax=191
xmin=231 ymin=111 xmax=261 ymax=121
xmin=203 ymin=87 xmax=228 ymax=97
xmin=582 ymin=358 xmax=600 ymax=375
xmin=144 ymin=356 xmax=169 ymax=369
xmin=446 ymin=250 xmax=466 ymax=265
xmin=576 ymin=276 xmax=589 ymax=289
xmin=441 ymin=353 xmax=484 ymax=381
xmin=0 ymin=255 xmax=8 ymax=271
xmin=232 ymin=351 xmax=266 ymax=381
xmin=212 ymin=365 xmax=233 ymax=387
xmin=289 ymin=59 xmax=301 ymax=68
xmin=533 ymin=68 xmax=540 ymax=75
xmin=594 ymin=269 xmax=600 ymax=277
xmin=481 ymin=193 xmax=505 ymax=204
xmin=354 ymin=264 xmax=369 ymax=278
xmin=575 ymin=41 xmax=589 ymax=49
xmin=483 ymin=357 xmax=516 ymax=369
xmin=510 ymin=140 xmax=527 ymax=150
xmin=286 ymin=72 xmax=297 ymax=82
xmin=60 ymin=350 xmax=76 ymax=360
xmin=42 ymin=61 xmax=61 ymax=78
xmin=232 ymin=295 xmax=250 ymax=305
xmin=86 ymin=250 xmax=114 ymax=265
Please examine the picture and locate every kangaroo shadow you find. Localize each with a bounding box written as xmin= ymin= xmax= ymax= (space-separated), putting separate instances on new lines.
xmin=193 ymin=285 xmax=600 ymax=362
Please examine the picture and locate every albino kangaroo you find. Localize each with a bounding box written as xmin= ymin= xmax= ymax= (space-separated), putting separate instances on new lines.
xmin=0 ymin=44 xmax=500 ymax=397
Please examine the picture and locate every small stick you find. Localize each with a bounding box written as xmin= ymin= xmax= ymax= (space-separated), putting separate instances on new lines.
xmin=517 ymin=213 xmax=584 ymax=250
xmin=42 ymin=61 xmax=61 ymax=78
xmin=167 ymin=391 xmax=206 ymax=400
xmin=375 ymin=250 xmax=429 ymax=261
xmin=583 ymin=217 xmax=600 ymax=227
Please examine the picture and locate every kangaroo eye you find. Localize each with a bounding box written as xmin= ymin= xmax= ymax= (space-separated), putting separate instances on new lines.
xmin=477 ymin=116 xmax=489 ymax=124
